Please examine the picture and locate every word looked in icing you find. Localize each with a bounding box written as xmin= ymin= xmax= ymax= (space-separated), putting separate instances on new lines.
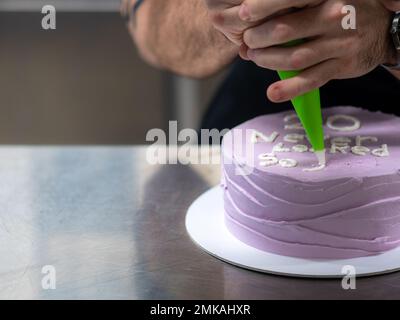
xmin=372 ymin=145 xmax=390 ymax=157
xmin=330 ymin=136 xmax=389 ymax=157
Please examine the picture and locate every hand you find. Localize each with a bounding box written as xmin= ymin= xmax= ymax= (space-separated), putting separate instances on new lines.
xmin=239 ymin=0 xmax=396 ymax=103
xmin=380 ymin=0 xmax=400 ymax=12
xmin=204 ymin=0 xmax=257 ymax=45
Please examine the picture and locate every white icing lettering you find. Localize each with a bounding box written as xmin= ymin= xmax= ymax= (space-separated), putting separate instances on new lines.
xmin=251 ymin=112 xmax=390 ymax=175
xmin=279 ymin=158 xmax=298 ymax=168
xmin=356 ymin=136 xmax=378 ymax=147
xmin=259 ymin=156 xmax=279 ymax=167
xmin=269 ymin=143 xmax=290 ymax=156
xmin=303 ymin=164 xmax=326 ymax=172
xmin=284 ymin=113 xmax=299 ymax=123
xmin=330 ymin=144 xmax=349 ymax=154
xmin=292 ymin=144 xmax=308 ymax=153
xmin=284 ymin=123 xmax=304 ymax=131
xmin=284 ymin=113 xmax=304 ymax=131
xmin=284 ymin=133 xmax=305 ymax=143
xmin=327 ymin=114 xmax=361 ymax=132
xmin=330 ymin=136 xmax=351 ymax=154
xmin=351 ymin=146 xmax=370 ymax=156
xmin=372 ymin=144 xmax=390 ymax=157
xmin=306 ymin=134 xmax=331 ymax=143
xmin=251 ymin=130 xmax=279 ymax=144
xmin=258 ymin=153 xmax=270 ymax=160
xmin=331 ymin=137 xmax=352 ymax=145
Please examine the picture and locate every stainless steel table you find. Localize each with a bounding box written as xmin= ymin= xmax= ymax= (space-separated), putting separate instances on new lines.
xmin=1 ymin=146 xmax=399 ymax=300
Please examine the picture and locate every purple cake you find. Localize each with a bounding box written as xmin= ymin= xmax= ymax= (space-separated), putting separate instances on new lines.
xmin=221 ymin=106 xmax=400 ymax=259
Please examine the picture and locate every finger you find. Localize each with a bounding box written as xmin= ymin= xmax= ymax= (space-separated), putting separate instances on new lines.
xmin=267 ymin=59 xmax=338 ymax=102
xmin=239 ymin=0 xmax=322 ymax=22
xmin=243 ymin=4 xmax=341 ymax=49
xmin=247 ymin=37 xmax=343 ymax=71
xmin=205 ymin=0 xmax=243 ymax=10
xmin=210 ymin=6 xmax=247 ymax=30
xmin=210 ymin=6 xmax=254 ymax=44
xmin=239 ymin=44 xmax=250 ymax=60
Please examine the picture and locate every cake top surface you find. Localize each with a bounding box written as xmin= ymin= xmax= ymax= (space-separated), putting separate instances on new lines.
xmin=223 ymin=106 xmax=400 ymax=182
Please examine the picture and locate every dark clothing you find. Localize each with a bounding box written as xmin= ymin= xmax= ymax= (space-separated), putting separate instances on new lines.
xmin=201 ymin=59 xmax=400 ymax=131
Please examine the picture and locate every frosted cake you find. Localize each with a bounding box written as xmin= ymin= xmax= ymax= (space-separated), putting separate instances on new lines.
xmin=221 ymin=106 xmax=400 ymax=259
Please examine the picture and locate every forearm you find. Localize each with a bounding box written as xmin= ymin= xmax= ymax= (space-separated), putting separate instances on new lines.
xmin=129 ymin=0 xmax=238 ymax=78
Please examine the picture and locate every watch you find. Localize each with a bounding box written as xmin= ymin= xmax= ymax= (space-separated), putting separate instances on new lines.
xmin=383 ymin=11 xmax=400 ymax=70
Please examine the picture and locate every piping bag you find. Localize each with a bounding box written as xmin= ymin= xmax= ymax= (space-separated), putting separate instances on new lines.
xmin=277 ymin=40 xmax=326 ymax=166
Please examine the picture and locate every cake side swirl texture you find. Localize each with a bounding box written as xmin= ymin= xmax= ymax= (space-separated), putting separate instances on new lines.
xmin=221 ymin=106 xmax=400 ymax=259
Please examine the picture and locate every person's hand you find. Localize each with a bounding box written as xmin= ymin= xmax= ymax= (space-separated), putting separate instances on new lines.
xmin=204 ymin=0 xmax=296 ymax=50
xmin=204 ymin=0 xmax=257 ymax=45
xmin=238 ymin=0 xmax=396 ymax=103
xmin=380 ymin=0 xmax=400 ymax=12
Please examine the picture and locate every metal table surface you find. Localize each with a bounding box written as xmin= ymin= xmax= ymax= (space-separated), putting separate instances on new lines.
xmin=1 ymin=146 xmax=400 ymax=300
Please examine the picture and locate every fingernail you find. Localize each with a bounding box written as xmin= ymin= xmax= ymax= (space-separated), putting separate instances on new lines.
xmin=239 ymin=4 xmax=251 ymax=21
xmin=270 ymin=86 xmax=283 ymax=101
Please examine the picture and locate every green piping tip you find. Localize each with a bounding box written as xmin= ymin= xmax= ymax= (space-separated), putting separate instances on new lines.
xmin=277 ymin=40 xmax=326 ymax=164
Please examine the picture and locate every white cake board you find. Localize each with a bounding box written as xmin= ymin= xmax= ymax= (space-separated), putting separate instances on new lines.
xmin=186 ymin=186 xmax=400 ymax=278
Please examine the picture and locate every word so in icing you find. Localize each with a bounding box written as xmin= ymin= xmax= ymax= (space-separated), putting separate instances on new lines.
xmin=258 ymin=153 xmax=298 ymax=168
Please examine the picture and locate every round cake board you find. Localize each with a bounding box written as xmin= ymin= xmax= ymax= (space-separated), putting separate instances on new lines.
xmin=186 ymin=186 xmax=400 ymax=278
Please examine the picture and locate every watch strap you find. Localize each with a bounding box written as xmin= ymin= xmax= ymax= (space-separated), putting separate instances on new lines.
xmin=383 ymin=11 xmax=400 ymax=70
